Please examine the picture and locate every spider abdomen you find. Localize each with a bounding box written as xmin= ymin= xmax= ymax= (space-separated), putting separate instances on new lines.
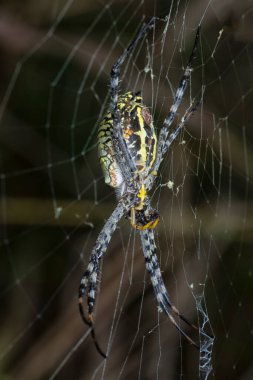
xmin=98 ymin=91 xmax=157 ymax=189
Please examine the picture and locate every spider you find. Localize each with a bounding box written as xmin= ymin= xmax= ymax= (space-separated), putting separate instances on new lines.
xmin=79 ymin=17 xmax=201 ymax=358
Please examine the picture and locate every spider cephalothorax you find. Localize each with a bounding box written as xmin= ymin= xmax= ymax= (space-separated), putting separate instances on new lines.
xmin=79 ymin=18 xmax=207 ymax=358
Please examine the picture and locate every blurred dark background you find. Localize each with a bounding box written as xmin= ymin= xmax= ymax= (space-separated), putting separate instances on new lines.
xmin=0 ymin=0 xmax=252 ymax=379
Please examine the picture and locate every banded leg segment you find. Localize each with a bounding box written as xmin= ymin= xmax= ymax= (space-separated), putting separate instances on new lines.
xmin=79 ymin=199 xmax=131 ymax=315
xmin=145 ymin=101 xmax=200 ymax=192
xmin=159 ymin=100 xmax=200 ymax=168
xmin=140 ymin=229 xmax=199 ymax=349
xmin=112 ymin=109 xmax=137 ymax=186
xmin=79 ymin=199 xmax=132 ymax=357
xmin=153 ymin=26 xmax=200 ymax=174
xmin=110 ymin=17 xmax=156 ymax=113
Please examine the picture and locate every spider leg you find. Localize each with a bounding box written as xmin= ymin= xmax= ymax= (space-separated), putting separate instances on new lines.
xmin=153 ymin=26 xmax=200 ymax=174
xmin=79 ymin=198 xmax=132 ymax=358
xmin=146 ymin=101 xmax=199 ymax=192
xmin=140 ymin=228 xmax=200 ymax=349
xmin=112 ymin=109 xmax=137 ymax=182
xmin=110 ymin=17 xmax=156 ymax=113
xmin=161 ymin=100 xmax=200 ymax=157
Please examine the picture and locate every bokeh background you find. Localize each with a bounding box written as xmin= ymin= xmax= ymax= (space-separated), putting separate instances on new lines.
xmin=0 ymin=0 xmax=253 ymax=379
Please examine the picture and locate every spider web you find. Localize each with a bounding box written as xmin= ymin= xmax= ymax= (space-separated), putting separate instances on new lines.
xmin=0 ymin=0 xmax=252 ymax=379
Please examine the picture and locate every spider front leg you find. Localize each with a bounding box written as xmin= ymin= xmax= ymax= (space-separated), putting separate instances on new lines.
xmin=153 ymin=26 xmax=200 ymax=175
xmin=146 ymin=101 xmax=200 ymax=192
xmin=110 ymin=17 xmax=156 ymax=112
xmin=79 ymin=198 xmax=132 ymax=358
xmin=140 ymin=228 xmax=200 ymax=348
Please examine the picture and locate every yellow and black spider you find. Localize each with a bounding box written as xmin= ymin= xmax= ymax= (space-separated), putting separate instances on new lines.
xmin=79 ymin=17 xmax=202 ymax=358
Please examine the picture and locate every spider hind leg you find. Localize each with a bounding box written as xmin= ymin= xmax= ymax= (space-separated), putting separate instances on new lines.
xmin=79 ymin=297 xmax=107 ymax=358
xmin=79 ymin=266 xmax=107 ymax=358
xmin=78 ymin=201 xmax=130 ymax=358
xmin=140 ymin=229 xmax=200 ymax=349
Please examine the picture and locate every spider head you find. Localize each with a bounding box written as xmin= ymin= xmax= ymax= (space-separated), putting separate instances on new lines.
xmin=126 ymin=181 xmax=159 ymax=230
xmin=130 ymin=206 xmax=159 ymax=230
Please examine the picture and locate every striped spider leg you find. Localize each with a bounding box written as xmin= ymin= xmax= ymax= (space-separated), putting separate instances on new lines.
xmin=146 ymin=25 xmax=201 ymax=190
xmin=78 ymin=198 xmax=133 ymax=358
xmin=140 ymin=228 xmax=199 ymax=349
xmin=110 ymin=17 xmax=156 ymax=113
